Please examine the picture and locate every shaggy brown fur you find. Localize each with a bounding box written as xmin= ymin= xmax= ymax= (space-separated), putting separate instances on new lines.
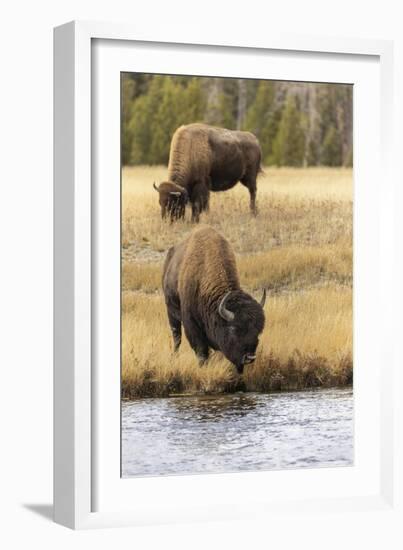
xmin=162 ymin=226 xmax=265 ymax=373
xmin=156 ymin=123 xmax=262 ymax=222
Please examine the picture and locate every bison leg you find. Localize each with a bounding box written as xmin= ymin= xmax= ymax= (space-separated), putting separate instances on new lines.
xmin=190 ymin=181 xmax=210 ymax=223
xmin=166 ymin=308 xmax=182 ymax=352
xmin=241 ymin=175 xmax=258 ymax=215
xmin=191 ymin=202 xmax=201 ymax=223
xmin=171 ymin=325 xmax=182 ymax=352
xmin=182 ymin=314 xmax=209 ymax=364
xmin=164 ymin=289 xmax=182 ymax=351
xmin=249 ymin=187 xmax=257 ymax=215
xmin=204 ymin=177 xmax=211 ymax=212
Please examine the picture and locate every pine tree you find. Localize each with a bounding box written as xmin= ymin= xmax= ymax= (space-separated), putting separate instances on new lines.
xmin=121 ymin=74 xmax=352 ymax=167
xmin=244 ymin=81 xmax=279 ymax=163
xmin=271 ymin=94 xmax=306 ymax=166
xmin=180 ymin=78 xmax=206 ymax=124
xmin=149 ymin=77 xmax=184 ymax=164
xmin=320 ymin=126 xmax=342 ymax=166
xmin=121 ymin=76 xmax=135 ymax=165
xmin=304 ymin=85 xmax=320 ymax=166
xmin=204 ymin=78 xmax=235 ymax=128
xmin=128 ymin=76 xmax=165 ymax=164
xmin=128 ymin=95 xmax=148 ymax=164
xmin=236 ymin=79 xmax=247 ymax=130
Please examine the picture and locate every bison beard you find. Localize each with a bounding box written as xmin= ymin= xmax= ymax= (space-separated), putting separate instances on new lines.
xmin=155 ymin=123 xmax=262 ymax=222
xmin=162 ymin=226 xmax=266 ymax=374
xmin=153 ymin=182 xmax=188 ymax=221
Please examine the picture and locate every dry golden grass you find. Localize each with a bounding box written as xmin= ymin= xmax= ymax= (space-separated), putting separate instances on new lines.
xmin=121 ymin=166 xmax=353 ymax=397
xmin=122 ymin=166 xmax=352 ymax=255
xmin=123 ymin=241 xmax=352 ymax=294
xmin=122 ymin=286 xmax=352 ymax=398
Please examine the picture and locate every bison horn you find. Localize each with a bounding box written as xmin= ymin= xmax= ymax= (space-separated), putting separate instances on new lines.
xmin=153 ymin=182 xmax=160 ymax=192
xmin=169 ymin=191 xmax=182 ymax=196
xmin=260 ymin=289 xmax=267 ymax=308
xmin=218 ymin=292 xmax=235 ymax=322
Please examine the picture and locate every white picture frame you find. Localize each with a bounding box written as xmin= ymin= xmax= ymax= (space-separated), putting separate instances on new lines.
xmin=54 ymin=20 xmax=397 ymax=530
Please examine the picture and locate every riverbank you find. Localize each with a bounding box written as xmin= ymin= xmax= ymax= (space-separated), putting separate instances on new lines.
xmin=121 ymin=166 xmax=353 ymax=398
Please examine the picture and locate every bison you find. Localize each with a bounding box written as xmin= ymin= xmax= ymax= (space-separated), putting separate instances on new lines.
xmin=162 ymin=225 xmax=266 ymax=374
xmin=154 ymin=123 xmax=262 ymax=222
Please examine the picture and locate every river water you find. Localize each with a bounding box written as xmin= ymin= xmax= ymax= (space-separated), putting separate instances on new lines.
xmin=121 ymin=388 xmax=353 ymax=477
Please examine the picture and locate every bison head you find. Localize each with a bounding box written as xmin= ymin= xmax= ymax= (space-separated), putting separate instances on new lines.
xmin=217 ymin=289 xmax=266 ymax=374
xmin=153 ymin=181 xmax=188 ymax=221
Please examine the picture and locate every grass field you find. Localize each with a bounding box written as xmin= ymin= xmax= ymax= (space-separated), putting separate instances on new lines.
xmin=122 ymin=166 xmax=353 ymax=398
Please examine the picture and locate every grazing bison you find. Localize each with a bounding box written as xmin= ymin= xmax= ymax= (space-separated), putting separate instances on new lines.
xmin=154 ymin=123 xmax=262 ymax=222
xmin=162 ymin=226 xmax=266 ymax=374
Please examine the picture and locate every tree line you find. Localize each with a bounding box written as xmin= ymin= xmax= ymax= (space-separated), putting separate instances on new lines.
xmin=122 ymin=74 xmax=353 ymax=167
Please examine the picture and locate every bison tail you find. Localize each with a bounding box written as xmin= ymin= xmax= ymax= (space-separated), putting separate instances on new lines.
xmin=257 ymin=147 xmax=264 ymax=175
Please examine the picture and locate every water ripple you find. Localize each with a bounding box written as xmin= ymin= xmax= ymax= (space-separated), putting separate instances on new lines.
xmin=122 ymin=388 xmax=353 ymax=477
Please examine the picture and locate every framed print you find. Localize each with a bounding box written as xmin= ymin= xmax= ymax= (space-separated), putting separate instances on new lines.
xmin=54 ymin=21 xmax=397 ymax=529
xmin=119 ymin=75 xmax=354 ymax=479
